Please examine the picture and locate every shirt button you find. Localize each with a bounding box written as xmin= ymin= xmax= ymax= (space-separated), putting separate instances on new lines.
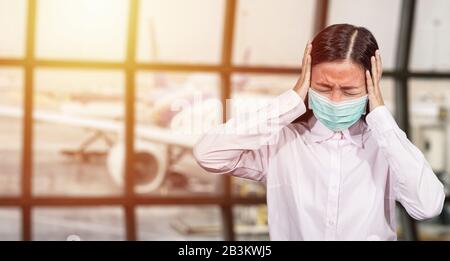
xmin=328 ymin=220 xmax=334 ymax=226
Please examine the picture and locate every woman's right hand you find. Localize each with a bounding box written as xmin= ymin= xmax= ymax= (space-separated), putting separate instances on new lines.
xmin=293 ymin=42 xmax=312 ymax=101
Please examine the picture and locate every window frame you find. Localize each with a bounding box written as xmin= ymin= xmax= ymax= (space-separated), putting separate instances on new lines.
xmin=0 ymin=0 xmax=448 ymax=241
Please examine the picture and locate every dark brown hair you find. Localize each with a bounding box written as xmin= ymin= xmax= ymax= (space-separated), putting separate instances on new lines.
xmin=294 ymin=23 xmax=379 ymax=124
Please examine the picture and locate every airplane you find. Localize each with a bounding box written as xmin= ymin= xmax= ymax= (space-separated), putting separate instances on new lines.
xmin=0 ymin=69 xmax=271 ymax=195
xmin=0 ymin=90 xmax=215 ymax=194
xmin=0 ymin=15 xmax=264 ymax=195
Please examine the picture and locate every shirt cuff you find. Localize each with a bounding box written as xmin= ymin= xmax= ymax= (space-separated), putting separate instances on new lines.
xmin=366 ymin=106 xmax=398 ymax=133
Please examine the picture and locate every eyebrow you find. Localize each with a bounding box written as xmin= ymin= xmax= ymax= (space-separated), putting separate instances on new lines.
xmin=340 ymin=85 xmax=360 ymax=89
xmin=316 ymin=82 xmax=333 ymax=87
xmin=316 ymin=82 xmax=361 ymax=89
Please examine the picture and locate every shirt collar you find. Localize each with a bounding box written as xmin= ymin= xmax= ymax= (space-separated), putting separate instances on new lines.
xmin=305 ymin=116 xmax=369 ymax=148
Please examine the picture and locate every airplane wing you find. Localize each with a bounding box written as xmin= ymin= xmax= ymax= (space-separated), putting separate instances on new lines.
xmin=0 ymin=105 xmax=196 ymax=149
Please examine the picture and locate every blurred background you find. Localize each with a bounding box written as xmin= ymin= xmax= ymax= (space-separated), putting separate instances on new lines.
xmin=0 ymin=0 xmax=449 ymax=241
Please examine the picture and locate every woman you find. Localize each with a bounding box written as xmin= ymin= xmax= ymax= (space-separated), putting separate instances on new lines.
xmin=193 ymin=24 xmax=445 ymax=240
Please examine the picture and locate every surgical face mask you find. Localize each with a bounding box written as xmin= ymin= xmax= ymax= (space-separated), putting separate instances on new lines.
xmin=308 ymin=88 xmax=368 ymax=132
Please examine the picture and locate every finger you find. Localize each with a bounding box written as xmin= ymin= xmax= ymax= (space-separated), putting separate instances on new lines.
xmin=373 ymin=54 xmax=384 ymax=98
xmin=376 ymin=50 xmax=382 ymax=79
xmin=370 ymin=56 xmax=378 ymax=83
xmin=303 ymin=54 xmax=311 ymax=87
xmin=370 ymin=56 xmax=380 ymax=96
xmin=300 ymin=42 xmax=312 ymax=82
xmin=303 ymin=41 xmax=311 ymax=60
xmin=301 ymin=41 xmax=310 ymax=68
xmin=299 ymin=43 xmax=308 ymax=79
xmin=306 ymin=43 xmax=312 ymax=67
xmin=299 ymin=69 xmax=305 ymax=86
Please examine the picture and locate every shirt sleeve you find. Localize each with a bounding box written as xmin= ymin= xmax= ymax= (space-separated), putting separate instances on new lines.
xmin=366 ymin=106 xmax=445 ymax=220
xmin=193 ymin=89 xmax=306 ymax=183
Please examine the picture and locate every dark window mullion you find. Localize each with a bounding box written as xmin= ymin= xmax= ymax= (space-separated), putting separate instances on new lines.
xmin=313 ymin=0 xmax=329 ymax=35
xmin=220 ymin=0 xmax=238 ymax=241
xmin=395 ymin=0 xmax=418 ymax=241
xmin=124 ymin=0 xmax=140 ymax=241
xmin=21 ymin=0 xmax=37 ymax=241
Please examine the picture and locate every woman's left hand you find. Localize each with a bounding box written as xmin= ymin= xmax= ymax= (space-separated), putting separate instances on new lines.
xmin=365 ymin=49 xmax=385 ymax=112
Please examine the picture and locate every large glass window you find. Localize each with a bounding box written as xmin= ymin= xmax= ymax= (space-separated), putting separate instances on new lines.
xmin=233 ymin=0 xmax=316 ymax=67
xmin=33 ymin=207 xmax=125 ymax=240
xmin=0 ymin=0 xmax=27 ymax=58
xmin=0 ymin=0 xmax=447 ymax=241
xmin=33 ymin=69 xmax=124 ymax=196
xmin=408 ymin=79 xmax=450 ymax=240
xmin=0 ymin=68 xmax=23 ymax=196
xmin=327 ymin=0 xmax=402 ymax=70
xmin=137 ymin=206 xmax=222 ymax=240
xmin=36 ymin=0 xmax=129 ymax=61
xmin=137 ymin=0 xmax=225 ymax=64
xmin=135 ymin=72 xmax=222 ymax=196
xmin=0 ymin=208 xmax=21 ymax=241
xmin=410 ymin=0 xmax=450 ymax=71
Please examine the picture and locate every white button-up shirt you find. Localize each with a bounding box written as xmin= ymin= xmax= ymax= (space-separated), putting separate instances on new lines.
xmin=193 ymin=89 xmax=445 ymax=240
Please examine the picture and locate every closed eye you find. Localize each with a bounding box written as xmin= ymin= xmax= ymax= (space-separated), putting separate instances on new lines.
xmin=343 ymin=91 xmax=362 ymax=96
xmin=315 ymin=83 xmax=333 ymax=92
xmin=341 ymin=86 xmax=364 ymax=96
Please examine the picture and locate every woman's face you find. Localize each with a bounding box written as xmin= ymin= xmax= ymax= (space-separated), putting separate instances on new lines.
xmin=311 ymin=60 xmax=367 ymax=102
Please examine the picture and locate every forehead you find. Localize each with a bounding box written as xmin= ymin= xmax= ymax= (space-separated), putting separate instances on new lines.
xmin=312 ymin=60 xmax=365 ymax=85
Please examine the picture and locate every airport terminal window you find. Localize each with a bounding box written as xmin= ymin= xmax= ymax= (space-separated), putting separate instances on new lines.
xmin=0 ymin=208 xmax=21 ymax=241
xmin=0 ymin=0 xmax=27 ymax=58
xmin=136 ymin=206 xmax=222 ymax=240
xmin=136 ymin=205 xmax=269 ymax=241
xmin=408 ymin=79 xmax=450 ymax=240
xmin=0 ymin=0 xmax=448 ymax=241
xmin=0 ymin=68 xmax=23 ymax=196
xmin=416 ymin=214 xmax=450 ymax=241
xmin=379 ymin=78 xmax=396 ymax=115
xmin=410 ymin=0 xmax=450 ymax=71
xmin=135 ymin=72 xmax=222 ymax=196
xmin=36 ymin=0 xmax=129 ymax=61
xmin=33 ymin=69 xmax=125 ymax=196
xmin=408 ymin=80 xmax=450 ymax=179
xmin=137 ymin=0 xmax=225 ymax=64
xmin=32 ymin=207 xmax=125 ymax=240
xmin=232 ymin=0 xmax=316 ymax=67
xmin=234 ymin=205 xmax=269 ymax=241
xmin=327 ymin=0 xmax=402 ymax=70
